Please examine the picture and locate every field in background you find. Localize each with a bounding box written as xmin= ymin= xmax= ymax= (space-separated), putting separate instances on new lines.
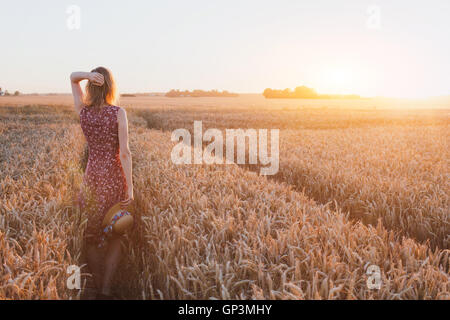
xmin=0 ymin=95 xmax=448 ymax=299
xmin=1 ymin=94 xmax=448 ymax=131
xmin=1 ymin=93 xmax=450 ymax=110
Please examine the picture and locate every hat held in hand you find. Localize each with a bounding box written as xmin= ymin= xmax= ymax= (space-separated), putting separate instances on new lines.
xmin=102 ymin=202 xmax=134 ymax=235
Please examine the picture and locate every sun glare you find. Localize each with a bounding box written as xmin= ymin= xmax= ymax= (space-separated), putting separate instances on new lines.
xmin=314 ymin=66 xmax=360 ymax=96
xmin=329 ymin=69 xmax=351 ymax=88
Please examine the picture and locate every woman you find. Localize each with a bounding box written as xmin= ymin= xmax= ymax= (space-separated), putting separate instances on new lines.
xmin=70 ymin=67 xmax=133 ymax=299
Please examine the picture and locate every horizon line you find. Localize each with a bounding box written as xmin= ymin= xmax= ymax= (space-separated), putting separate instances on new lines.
xmin=3 ymin=92 xmax=450 ymax=100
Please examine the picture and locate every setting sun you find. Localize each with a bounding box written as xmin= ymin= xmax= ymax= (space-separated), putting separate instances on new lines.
xmin=315 ymin=66 xmax=358 ymax=95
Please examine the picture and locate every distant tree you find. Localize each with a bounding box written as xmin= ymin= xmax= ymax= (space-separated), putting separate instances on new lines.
xmin=14 ymin=91 xmax=20 ymax=96
xmin=294 ymin=86 xmax=318 ymax=98
xmin=263 ymin=85 xmax=359 ymax=99
xmin=5 ymin=90 xmax=10 ymax=96
xmin=263 ymin=88 xmax=273 ymax=98
xmin=166 ymin=89 xmax=238 ymax=98
xmin=165 ymin=89 xmax=180 ymax=97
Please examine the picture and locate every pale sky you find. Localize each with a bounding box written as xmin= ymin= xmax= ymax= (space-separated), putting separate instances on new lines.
xmin=0 ymin=0 xmax=449 ymax=98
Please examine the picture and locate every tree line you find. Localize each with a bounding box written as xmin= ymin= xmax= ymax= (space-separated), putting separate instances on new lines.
xmin=0 ymin=87 xmax=20 ymax=96
xmin=166 ymin=89 xmax=238 ymax=97
xmin=263 ymin=86 xmax=360 ymax=99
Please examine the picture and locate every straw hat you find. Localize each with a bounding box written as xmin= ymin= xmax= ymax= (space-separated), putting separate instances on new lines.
xmin=102 ymin=202 xmax=134 ymax=235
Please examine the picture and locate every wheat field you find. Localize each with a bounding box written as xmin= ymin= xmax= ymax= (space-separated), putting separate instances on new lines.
xmin=0 ymin=98 xmax=449 ymax=300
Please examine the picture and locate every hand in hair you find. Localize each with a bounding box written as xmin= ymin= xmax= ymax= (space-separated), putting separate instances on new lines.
xmin=88 ymin=72 xmax=105 ymax=86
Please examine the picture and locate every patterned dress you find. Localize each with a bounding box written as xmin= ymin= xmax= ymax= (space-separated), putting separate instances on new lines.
xmin=78 ymin=105 xmax=128 ymax=246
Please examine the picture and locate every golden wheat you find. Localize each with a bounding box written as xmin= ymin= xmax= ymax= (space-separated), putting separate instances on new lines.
xmin=1 ymin=105 xmax=448 ymax=300
xmin=0 ymin=112 xmax=85 ymax=299
xmin=274 ymin=127 xmax=450 ymax=249
xmin=125 ymin=127 xmax=449 ymax=299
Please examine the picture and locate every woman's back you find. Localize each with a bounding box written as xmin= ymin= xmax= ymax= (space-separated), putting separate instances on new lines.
xmin=80 ymin=105 xmax=120 ymax=161
xmin=79 ymin=104 xmax=127 ymax=246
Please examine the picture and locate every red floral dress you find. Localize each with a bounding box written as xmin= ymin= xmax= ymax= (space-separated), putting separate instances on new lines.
xmin=78 ymin=105 xmax=127 ymax=246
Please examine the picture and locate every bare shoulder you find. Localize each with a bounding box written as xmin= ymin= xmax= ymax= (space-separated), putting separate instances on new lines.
xmin=117 ymin=106 xmax=127 ymax=115
xmin=117 ymin=106 xmax=128 ymax=124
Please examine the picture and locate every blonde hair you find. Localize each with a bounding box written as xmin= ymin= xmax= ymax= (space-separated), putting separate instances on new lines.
xmin=84 ymin=67 xmax=118 ymax=108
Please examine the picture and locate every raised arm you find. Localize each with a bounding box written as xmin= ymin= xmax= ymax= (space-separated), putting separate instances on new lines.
xmin=70 ymin=71 xmax=104 ymax=115
xmin=117 ymin=107 xmax=134 ymax=208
